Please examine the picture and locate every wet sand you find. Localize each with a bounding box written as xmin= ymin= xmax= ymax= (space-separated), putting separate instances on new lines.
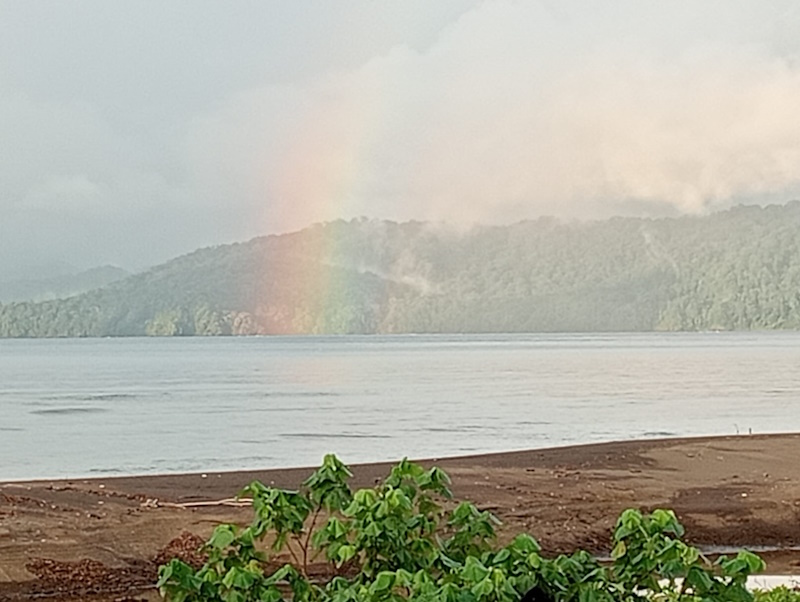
xmin=2 ymin=433 xmax=800 ymax=600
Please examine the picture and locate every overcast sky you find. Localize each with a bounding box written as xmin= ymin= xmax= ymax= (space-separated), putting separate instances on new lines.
xmin=2 ymin=1 xmax=800 ymax=273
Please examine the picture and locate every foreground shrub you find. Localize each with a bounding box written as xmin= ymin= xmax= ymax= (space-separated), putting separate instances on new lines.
xmin=754 ymin=587 xmax=800 ymax=602
xmin=157 ymin=455 xmax=765 ymax=602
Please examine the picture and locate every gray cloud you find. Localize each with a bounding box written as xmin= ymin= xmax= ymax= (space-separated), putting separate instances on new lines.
xmin=1 ymin=0 xmax=799 ymax=271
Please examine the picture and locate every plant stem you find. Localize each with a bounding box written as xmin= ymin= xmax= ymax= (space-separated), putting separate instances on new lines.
xmin=301 ymin=507 xmax=324 ymax=576
xmin=677 ymin=575 xmax=689 ymax=602
xmin=285 ymin=537 xmax=302 ymax=569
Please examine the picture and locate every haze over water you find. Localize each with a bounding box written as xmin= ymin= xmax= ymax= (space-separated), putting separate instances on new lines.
xmin=2 ymin=332 xmax=799 ymax=481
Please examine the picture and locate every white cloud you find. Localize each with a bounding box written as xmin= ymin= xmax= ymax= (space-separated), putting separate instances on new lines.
xmin=188 ymin=1 xmax=800 ymax=232
xmin=22 ymin=174 xmax=104 ymax=213
xmin=3 ymin=0 xmax=800 ymax=268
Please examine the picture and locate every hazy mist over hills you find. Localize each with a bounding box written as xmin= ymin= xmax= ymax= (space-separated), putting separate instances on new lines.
xmin=2 ymin=2 xmax=800 ymax=272
xmin=0 ymin=265 xmax=129 ymax=304
xmin=2 ymin=203 xmax=800 ymax=337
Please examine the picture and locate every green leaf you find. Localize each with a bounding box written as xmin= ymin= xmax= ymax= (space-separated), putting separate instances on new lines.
xmin=221 ymin=567 xmax=237 ymax=588
xmin=337 ymin=545 xmax=357 ymax=565
xmin=578 ymin=586 xmax=601 ymax=602
xmin=221 ymin=589 xmax=245 ymax=602
xmin=510 ymin=533 xmax=540 ymax=554
xmin=440 ymin=554 xmax=462 ymax=570
xmin=233 ymin=567 xmax=257 ymax=589
xmin=463 ymin=556 xmax=490 ymax=582
xmin=364 ymin=521 xmax=382 ymax=538
xmin=209 ymin=524 xmax=237 ymax=549
xmin=328 ymin=517 xmax=349 ymax=539
xmin=264 ymin=564 xmax=296 ymax=586
xmin=156 ymin=561 xmax=174 ymax=587
xmin=393 ymin=568 xmax=413 ymax=587
xmin=686 ymin=566 xmax=715 ymax=592
xmin=440 ymin=583 xmax=460 ymax=602
xmin=728 ymin=550 xmax=766 ymax=575
xmin=370 ymin=571 xmax=396 ymax=593
xmin=354 ymin=488 xmax=377 ymax=506
xmin=471 ymin=578 xmax=494 ymax=598
xmin=493 ymin=549 xmax=511 ymax=564
xmin=262 ymin=587 xmax=284 ymax=602
xmin=389 ymin=488 xmax=412 ymax=510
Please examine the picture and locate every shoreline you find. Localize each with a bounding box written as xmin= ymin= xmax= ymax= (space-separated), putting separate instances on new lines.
xmin=3 ymin=433 xmax=800 ymax=600
xmin=2 ymin=432 xmax=793 ymax=488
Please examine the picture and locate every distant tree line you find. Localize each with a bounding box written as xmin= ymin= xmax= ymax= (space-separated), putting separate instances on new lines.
xmin=2 ymin=203 xmax=800 ymax=337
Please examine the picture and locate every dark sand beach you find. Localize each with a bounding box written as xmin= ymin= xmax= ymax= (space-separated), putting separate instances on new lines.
xmin=2 ymin=434 xmax=800 ymax=601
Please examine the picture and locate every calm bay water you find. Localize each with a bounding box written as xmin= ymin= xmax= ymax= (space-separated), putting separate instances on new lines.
xmin=1 ymin=333 xmax=800 ymax=481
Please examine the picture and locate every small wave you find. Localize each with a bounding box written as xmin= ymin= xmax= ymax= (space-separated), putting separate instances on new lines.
xmin=41 ymin=393 xmax=136 ymax=402
xmin=641 ymin=431 xmax=677 ymax=438
xmin=31 ymin=407 xmax=109 ymax=416
xmin=282 ymin=433 xmax=391 ymax=440
xmin=423 ymin=425 xmax=506 ymax=433
xmin=262 ymin=391 xmax=340 ymax=398
xmin=201 ymin=405 xmax=336 ymax=414
xmin=253 ymin=406 xmax=333 ymax=413
xmin=0 ymin=427 xmax=24 ymax=432
xmin=764 ymin=388 xmax=790 ymax=396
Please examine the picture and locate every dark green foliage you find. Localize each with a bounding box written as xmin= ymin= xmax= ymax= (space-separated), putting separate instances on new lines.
xmin=4 ymin=203 xmax=800 ymax=336
xmin=754 ymin=587 xmax=800 ymax=602
xmin=157 ymin=456 xmax=766 ymax=602
xmin=610 ymin=508 xmax=765 ymax=602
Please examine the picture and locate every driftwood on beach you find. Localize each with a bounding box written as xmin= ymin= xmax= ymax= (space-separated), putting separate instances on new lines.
xmin=141 ymin=497 xmax=253 ymax=509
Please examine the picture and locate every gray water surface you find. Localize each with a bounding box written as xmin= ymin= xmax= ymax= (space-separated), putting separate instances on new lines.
xmin=1 ymin=333 xmax=799 ymax=480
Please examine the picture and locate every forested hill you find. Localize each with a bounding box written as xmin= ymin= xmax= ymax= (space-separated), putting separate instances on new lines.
xmin=3 ymin=202 xmax=800 ymax=337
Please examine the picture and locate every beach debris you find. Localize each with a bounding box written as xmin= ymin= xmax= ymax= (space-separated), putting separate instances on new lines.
xmin=139 ymin=497 xmax=252 ymax=509
xmin=25 ymin=557 xmax=152 ymax=596
xmin=153 ymin=531 xmax=207 ymax=569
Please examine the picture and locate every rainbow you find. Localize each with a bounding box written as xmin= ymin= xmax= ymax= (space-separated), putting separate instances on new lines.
xmin=250 ymin=76 xmax=406 ymax=335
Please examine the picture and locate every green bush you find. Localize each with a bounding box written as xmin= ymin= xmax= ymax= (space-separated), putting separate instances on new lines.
xmin=157 ymin=455 xmax=766 ymax=602
xmin=754 ymin=587 xmax=800 ymax=602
